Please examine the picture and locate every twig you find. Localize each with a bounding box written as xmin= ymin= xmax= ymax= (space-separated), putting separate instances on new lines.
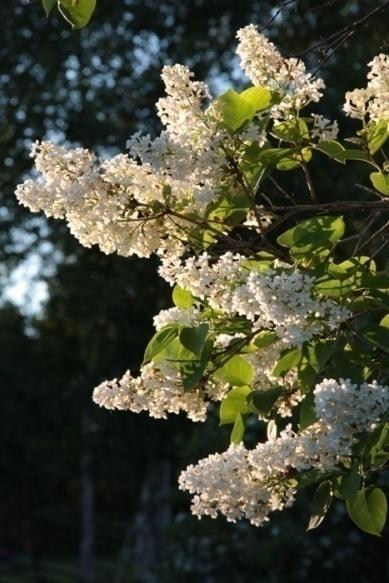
xmin=268 ymin=201 xmax=389 ymax=214
xmin=356 ymin=183 xmax=386 ymax=199
xmin=352 ymin=212 xmax=380 ymax=255
xmin=354 ymin=219 xmax=389 ymax=254
xmin=370 ymin=239 xmax=389 ymax=260
xmin=268 ymin=176 xmax=296 ymax=204
xmin=258 ymin=0 xmax=297 ymax=32
xmin=308 ymin=0 xmax=342 ymax=12
xmin=301 ymin=161 xmax=317 ymax=202
xmin=295 ymin=1 xmax=389 ymax=60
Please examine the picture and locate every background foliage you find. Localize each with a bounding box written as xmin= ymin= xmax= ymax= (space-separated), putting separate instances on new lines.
xmin=1 ymin=1 xmax=388 ymax=581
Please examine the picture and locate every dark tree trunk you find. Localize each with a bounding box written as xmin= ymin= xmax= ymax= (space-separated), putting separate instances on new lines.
xmin=80 ymin=411 xmax=95 ymax=583
xmin=132 ymin=459 xmax=172 ymax=582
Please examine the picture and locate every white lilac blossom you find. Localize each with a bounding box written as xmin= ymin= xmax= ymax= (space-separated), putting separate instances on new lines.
xmin=314 ymin=377 xmax=389 ymax=433
xmin=159 ymin=251 xmax=246 ymax=300
xmin=16 ymin=66 xmax=228 ymax=257
xmin=236 ymin=24 xmax=325 ymax=117
xmin=93 ymin=362 xmax=229 ymax=422
xmin=179 ymin=442 xmax=297 ymax=525
xmin=243 ymin=207 xmax=274 ymax=228
xmin=16 ymin=30 xmax=387 ymax=261
xmin=344 ymin=53 xmax=389 ymax=121
xmin=16 ymin=142 xmax=171 ymax=257
xmin=153 ymin=64 xmax=228 ymax=209
xmin=231 ymin=270 xmax=347 ymax=344
xmin=159 ymin=252 xmax=349 ymax=347
xmin=153 ymin=306 xmax=201 ymax=330
xmin=310 ymin=114 xmax=339 ymax=141
xmin=179 ymin=378 xmax=389 ymax=526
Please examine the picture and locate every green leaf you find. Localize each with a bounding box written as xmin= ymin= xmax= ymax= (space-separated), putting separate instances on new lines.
xmin=58 ymin=0 xmax=96 ymax=29
xmin=206 ymin=191 xmax=250 ymax=230
xmin=299 ymin=392 xmax=317 ymax=429
xmin=243 ymin=328 xmax=277 ymax=353
xmin=348 ymin=295 xmax=383 ymax=312
xmin=347 ymin=488 xmax=387 ymax=536
xmin=315 ymin=258 xmax=376 ymax=298
xmin=240 ymin=86 xmax=274 ymax=112
xmin=297 ymin=361 xmax=317 ymax=390
xmin=361 ymin=271 xmax=389 ymax=289
xmin=273 ymin=348 xmax=301 ymax=377
xmin=179 ymin=324 xmax=209 ymax=357
xmin=367 ymin=120 xmax=389 ymax=155
xmin=335 ymin=471 xmax=360 ymax=500
xmin=178 ymin=337 xmax=212 ymax=391
xmin=318 ymin=139 xmax=376 ymax=166
xmin=370 ymin=171 xmax=389 ymax=195
xmin=217 ymin=89 xmax=255 ymax=131
xmin=362 ymin=422 xmax=389 ymax=465
xmin=214 ymin=355 xmax=254 ymax=387
xmin=277 ymin=216 xmax=345 ymax=255
xmin=362 ymin=324 xmax=389 ymax=352
xmin=297 ymin=469 xmax=333 ymax=489
xmin=380 ymin=314 xmax=389 ymax=328
xmin=143 ymin=325 xmax=179 ymax=364
xmin=314 ymin=140 xmax=346 ymax=163
xmin=179 ymin=356 xmax=206 ymax=390
xmin=276 ymin=157 xmax=300 ymax=171
xmin=307 ymin=481 xmax=333 ymax=531
xmin=327 ymin=260 xmax=359 ymax=281
xmin=314 ymin=277 xmax=352 ymax=298
xmin=343 ymin=149 xmax=373 ymax=165
xmin=252 ymin=330 xmax=278 ymax=349
xmin=219 ymin=386 xmax=251 ymax=425
xmin=298 ymin=339 xmax=335 ymax=390
xmin=154 ymin=333 xmax=210 ymax=391
xmin=257 ymin=147 xmax=297 ymax=168
xmin=172 ymin=285 xmax=194 ymax=309
xmin=249 ymin=387 xmax=283 ymax=415
xmin=276 ymin=147 xmax=312 ymax=171
xmin=42 ymin=0 xmax=56 ymax=16
xmin=199 ymin=192 xmax=243 ymax=248
xmin=303 ymin=339 xmax=336 ymax=372
xmin=230 ymin=413 xmax=245 ymax=444
xmin=272 ymin=119 xmax=309 ymax=143
xmin=326 ymin=351 xmax=364 ymax=384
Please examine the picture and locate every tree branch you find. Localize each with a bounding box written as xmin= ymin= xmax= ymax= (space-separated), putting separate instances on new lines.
xmin=294 ymin=1 xmax=389 ymax=74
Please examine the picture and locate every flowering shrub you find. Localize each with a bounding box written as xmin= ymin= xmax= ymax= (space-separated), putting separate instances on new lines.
xmin=16 ymin=24 xmax=389 ymax=535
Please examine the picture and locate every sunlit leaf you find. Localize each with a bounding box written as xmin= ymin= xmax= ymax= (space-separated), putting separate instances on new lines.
xmin=240 ymin=86 xmax=275 ymax=112
xmin=217 ymin=89 xmax=255 ymax=131
xmin=347 ymin=488 xmax=387 ymax=536
xmin=367 ymin=120 xmax=389 ymax=155
xmin=143 ymin=325 xmax=179 ymax=364
xmin=230 ymin=413 xmax=245 ymax=444
xmin=370 ymin=171 xmax=389 ymax=195
xmin=214 ymin=355 xmax=254 ymax=386
xmin=219 ymin=386 xmax=251 ymax=425
xmin=307 ymin=481 xmax=333 ymax=531
xmin=172 ymin=285 xmax=194 ymax=309
xmin=58 ymin=0 xmax=96 ymax=29
xmin=42 ymin=0 xmax=56 ymax=16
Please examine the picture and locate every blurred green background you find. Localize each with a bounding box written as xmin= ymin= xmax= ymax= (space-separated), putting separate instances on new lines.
xmin=0 ymin=1 xmax=388 ymax=581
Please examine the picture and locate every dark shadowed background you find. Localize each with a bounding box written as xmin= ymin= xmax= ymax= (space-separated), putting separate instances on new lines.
xmin=1 ymin=1 xmax=388 ymax=581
